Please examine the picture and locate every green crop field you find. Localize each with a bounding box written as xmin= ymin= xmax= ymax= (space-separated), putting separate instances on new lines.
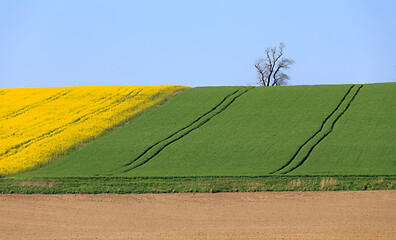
xmin=2 ymin=83 xmax=395 ymax=193
xmin=290 ymin=83 xmax=396 ymax=175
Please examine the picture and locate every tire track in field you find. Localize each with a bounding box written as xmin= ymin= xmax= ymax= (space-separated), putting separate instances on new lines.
xmin=269 ymin=85 xmax=355 ymax=174
xmin=0 ymin=89 xmax=142 ymax=161
xmin=0 ymin=88 xmax=128 ymax=141
xmin=117 ymin=87 xmax=252 ymax=174
xmin=0 ymin=90 xmax=73 ymax=120
xmin=270 ymin=85 xmax=363 ymax=175
xmin=0 ymin=90 xmax=9 ymax=96
xmin=105 ymin=88 xmax=241 ymax=175
xmin=283 ymin=85 xmax=364 ymax=174
xmin=0 ymin=89 xmax=143 ymax=161
xmin=108 ymin=89 xmax=240 ymax=174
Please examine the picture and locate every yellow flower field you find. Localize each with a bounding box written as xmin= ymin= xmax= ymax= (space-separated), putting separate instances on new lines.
xmin=0 ymin=85 xmax=187 ymax=175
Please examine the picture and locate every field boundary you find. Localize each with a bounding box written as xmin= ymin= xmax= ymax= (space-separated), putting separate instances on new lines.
xmin=116 ymin=87 xmax=252 ymax=174
xmin=0 ymin=89 xmax=143 ymax=162
xmin=12 ymin=173 xmax=396 ymax=180
xmin=0 ymin=90 xmax=142 ymax=160
xmin=2 ymin=87 xmax=191 ymax=177
xmin=1 ymin=175 xmax=394 ymax=193
xmin=270 ymin=85 xmax=364 ymax=174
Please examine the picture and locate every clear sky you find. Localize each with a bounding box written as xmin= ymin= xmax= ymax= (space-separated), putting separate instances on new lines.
xmin=1 ymin=0 xmax=395 ymax=88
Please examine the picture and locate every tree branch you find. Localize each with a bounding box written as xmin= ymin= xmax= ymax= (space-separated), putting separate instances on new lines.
xmin=255 ymin=43 xmax=294 ymax=87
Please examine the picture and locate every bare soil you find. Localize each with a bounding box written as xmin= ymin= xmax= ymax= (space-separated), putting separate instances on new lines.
xmin=1 ymin=191 xmax=395 ymax=239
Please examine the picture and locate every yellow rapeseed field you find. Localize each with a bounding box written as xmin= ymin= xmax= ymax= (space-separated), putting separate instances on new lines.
xmin=0 ymin=85 xmax=187 ymax=175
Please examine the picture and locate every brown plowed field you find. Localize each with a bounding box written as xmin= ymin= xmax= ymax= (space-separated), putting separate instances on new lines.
xmin=1 ymin=191 xmax=395 ymax=239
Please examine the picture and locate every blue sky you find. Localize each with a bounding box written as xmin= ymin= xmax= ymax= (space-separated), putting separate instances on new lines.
xmin=1 ymin=0 xmax=395 ymax=88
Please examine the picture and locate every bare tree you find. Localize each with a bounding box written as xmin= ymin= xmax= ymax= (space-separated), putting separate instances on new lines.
xmin=255 ymin=43 xmax=295 ymax=86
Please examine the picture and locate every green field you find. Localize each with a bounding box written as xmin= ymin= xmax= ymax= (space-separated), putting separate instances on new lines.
xmin=4 ymin=83 xmax=396 ymax=192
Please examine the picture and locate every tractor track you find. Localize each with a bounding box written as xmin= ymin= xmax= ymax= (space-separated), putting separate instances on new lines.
xmin=105 ymin=89 xmax=240 ymax=175
xmin=0 ymin=89 xmax=9 ymax=96
xmin=0 ymin=89 xmax=143 ymax=161
xmin=117 ymin=87 xmax=252 ymax=174
xmin=271 ymin=85 xmax=363 ymax=174
xmin=0 ymin=90 xmax=73 ymax=120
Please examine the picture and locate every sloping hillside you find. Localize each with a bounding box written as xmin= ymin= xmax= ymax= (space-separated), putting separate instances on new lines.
xmin=17 ymin=83 xmax=395 ymax=178
xmin=290 ymin=83 xmax=396 ymax=175
xmin=0 ymin=85 xmax=187 ymax=174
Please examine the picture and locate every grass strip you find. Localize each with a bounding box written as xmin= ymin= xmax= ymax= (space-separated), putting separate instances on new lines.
xmin=0 ymin=175 xmax=394 ymax=194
